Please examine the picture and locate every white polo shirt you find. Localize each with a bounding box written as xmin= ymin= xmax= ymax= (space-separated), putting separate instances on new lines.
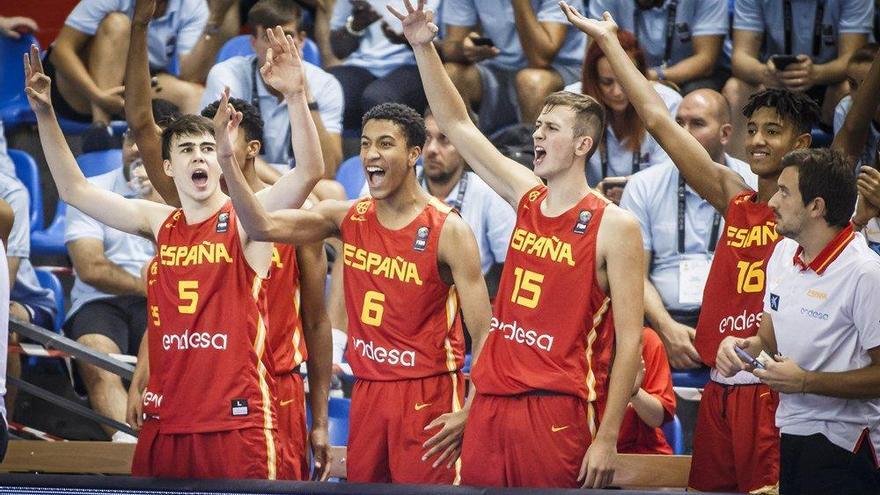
xmin=764 ymin=226 xmax=880 ymax=456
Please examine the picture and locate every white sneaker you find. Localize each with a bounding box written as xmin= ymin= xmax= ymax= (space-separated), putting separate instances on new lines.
xmin=111 ymin=431 xmax=137 ymax=443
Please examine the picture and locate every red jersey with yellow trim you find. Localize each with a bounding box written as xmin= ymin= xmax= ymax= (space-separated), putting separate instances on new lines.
xmin=472 ymin=186 xmax=615 ymax=412
xmin=143 ymin=256 xmax=163 ymax=418
xmin=267 ymin=244 xmax=308 ymax=374
xmin=694 ymin=191 xmax=779 ymax=367
xmin=340 ymin=197 xmax=465 ymax=381
xmin=153 ymin=201 xmax=277 ymax=434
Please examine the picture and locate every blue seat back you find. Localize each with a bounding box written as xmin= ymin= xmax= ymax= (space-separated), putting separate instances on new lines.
xmin=216 ymin=34 xmax=321 ymax=66
xmin=0 ymin=34 xmax=37 ymax=105
xmin=327 ymin=397 xmax=350 ymax=446
xmin=76 ymin=149 xmax=122 ymax=178
xmin=34 ymin=268 xmax=64 ymax=333
xmin=335 ymin=156 xmax=365 ymax=199
xmin=8 ymin=149 xmax=43 ymax=230
xmin=661 ymin=414 xmax=684 ymax=455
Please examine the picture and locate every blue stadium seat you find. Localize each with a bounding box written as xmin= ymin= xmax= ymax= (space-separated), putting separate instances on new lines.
xmin=662 ymin=414 xmax=684 ymax=455
xmin=327 ymin=397 xmax=350 ymax=447
xmin=8 ymin=149 xmax=44 ymax=230
xmin=77 ymin=149 xmax=123 ymax=177
xmin=811 ymin=127 xmax=833 ymax=148
xmin=671 ymin=367 xmax=710 ymax=388
xmin=216 ymin=34 xmax=321 ymax=66
xmin=0 ymin=34 xmax=39 ymax=129
xmin=335 ymin=156 xmax=365 ymax=199
xmin=34 ymin=267 xmax=65 ymax=333
xmin=31 ymin=200 xmax=67 ymax=257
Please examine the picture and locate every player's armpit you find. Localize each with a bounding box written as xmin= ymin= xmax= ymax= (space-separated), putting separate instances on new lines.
xmin=249 ymin=199 xmax=347 ymax=245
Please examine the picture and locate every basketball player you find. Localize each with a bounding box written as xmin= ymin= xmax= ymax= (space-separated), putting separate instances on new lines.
xmin=391 ymin=1 xmax=644 ymax=489
xmin=124 ymin=21 xmax=333 ymax=480
xmin=560 ymin=5 xmax=818 ymax=492
xmin=211 ymin=95 xmax=492 ymax=484
xmin=25 ymin=39 xmax=320 ymax=478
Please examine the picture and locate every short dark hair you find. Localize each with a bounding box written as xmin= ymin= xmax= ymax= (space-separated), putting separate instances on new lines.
xmin=161 ymin=114 xmax=215 ymax=160
xmin=201 ymin=97 xmax=264 ymax=145
xmin=782 ymin=148 xmax=857 ymax=227
xmin=362 ymin=103 xmax=426 ymax=148
xmin=152 ymin=99 xmax=181 ymax=129
xmin=849 ymin=43 xmax=879 ymax=66
xmin=742 ymin=89 xmax=820 ymax=136
xmin=248 ymin=0 xmax=301 ymax=31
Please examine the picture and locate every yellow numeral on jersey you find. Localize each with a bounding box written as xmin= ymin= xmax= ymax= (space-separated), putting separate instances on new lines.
xmin=178 ymin=280 xmax=199 ymax=314
xmin=150 ymin=305 xmax=161 ymax=327
xmin=511 ymin=267 xmax=544 ymax=309
xmin=360 ymin=290 xmax=385 ymax=326
xmin=735 ymin=260 xmax=765 ymax=294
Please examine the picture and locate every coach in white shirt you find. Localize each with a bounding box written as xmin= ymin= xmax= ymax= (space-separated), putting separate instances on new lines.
xmin=717 ymin=148 xmax=880 ymax=495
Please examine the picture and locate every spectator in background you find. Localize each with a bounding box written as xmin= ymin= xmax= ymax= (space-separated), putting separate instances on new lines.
xmin=63 ymin=130 xmax=159 ymax=443
xmin=328 ymin=0 xmax=440 ymax=131
xmin=589 ymin=0 xmax=729 ymax=93
xmin=617 ymin=328 xmax=676 ymax=455
xmin=833 ymin=44 xmax=880 ymax=167
xmin=1 ymin=171 xmax=57 ymax=421
xmin=441 ymin=0 xmax=587 ymax=134
xmin=621 ymin=89 xmax=756 ymax=370
xmin=724 ymin=0 xmax=873 ymax=159
xmin=203 ymin=0 xmax=345 ymax=175
xmin=42 ymin=0 xmax=237 ymax=127
xmin=0 ymin=199 xmax=13 ymax=462
xmin=566 ymin=31 xmax=680 ymax=190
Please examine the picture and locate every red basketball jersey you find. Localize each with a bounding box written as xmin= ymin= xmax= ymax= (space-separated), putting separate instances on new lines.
xmin=340 ymin=197 xmax=465 ymax=381
xmin=143 ymin=256 xmax=163 ymax=418
xmin=153 ymin=201 xmax=277 ymax=435
xmin=267 ymin=244 xmax=308 ymax=374
xmin=472 ymin=186 xmax=615 ymax=423
xmin=694 ymin=191 xmax=779 ymax=367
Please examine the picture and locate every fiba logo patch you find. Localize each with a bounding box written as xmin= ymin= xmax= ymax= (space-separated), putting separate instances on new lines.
xmin=573 ymin=210 xmax=592 ymax=234
xmin=769 ymin=293 xmax=780 ymax=311
xmin=216 ymin=212 xmax=229 ymax=233
xmin=413 ymin=226 xmax=430 ymax=252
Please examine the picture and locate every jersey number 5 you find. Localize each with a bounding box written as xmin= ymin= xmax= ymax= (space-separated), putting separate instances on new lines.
xmin=178 ymin=280 xmax=199 ymax=314
xmin=361 ymin=290 xmax=385 ymax=326
xmin=511 ymin=267 xmax=544 ymax=309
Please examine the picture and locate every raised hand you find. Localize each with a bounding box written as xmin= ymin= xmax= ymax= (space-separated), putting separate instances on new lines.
xmin=259 ymin=26 xmax=306 ymax=98
xmin=211 ymin=87 xmax=242 ymax=161
xmin=386 ymin=0 xmax=439 ymax=47
xmin=559 ymin=1 xmax=618 ymax=40
xmin=23 ymin=44 xmax=52 ymax=113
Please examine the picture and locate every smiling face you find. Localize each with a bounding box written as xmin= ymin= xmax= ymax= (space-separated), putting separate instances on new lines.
xmin=163 ymin=131 xmax=221 ymax=202
xmin=360 ymin=119 xmax=419 ymax=199
xmin=745 ymin=107 xmax=807 ymax=178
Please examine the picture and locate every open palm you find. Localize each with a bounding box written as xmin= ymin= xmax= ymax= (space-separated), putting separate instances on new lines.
xmin=387 ymin=0 xmax=439 ymax=46
xmin=23 ymin=44 xmax=51 ymax=112
xmin=260 ymin=26 xmax=305 ymax=97
xmin=559 ymin=1 xmax=618 ymax=40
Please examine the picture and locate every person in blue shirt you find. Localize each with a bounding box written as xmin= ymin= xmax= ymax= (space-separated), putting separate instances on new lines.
xmin=440 ymin=0 xmax=587 ymax=134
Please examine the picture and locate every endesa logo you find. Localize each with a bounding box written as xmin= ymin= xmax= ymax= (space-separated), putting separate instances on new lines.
xmin=162 ymin=330 xmax=228 ymax=351
xmin=489 ymin=317 xmax=554 ymax=351
xmin=800 ymin=307 xmax=830 ymax=321
xmin=143 ymin=391 xmax=163 ymax=409
xmin=351 ymin=338 xmax=416 ymax=367
xmin=718 ymin=310 xmax=763 ymax=334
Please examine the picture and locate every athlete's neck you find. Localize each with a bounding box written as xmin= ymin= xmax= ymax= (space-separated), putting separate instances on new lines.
xmin=544 ymin=167 xmax=591 ymax=216
xmin=426 ymin=167 xmax=464 ymax=201
xmin=375 ymin=177 xmax=430 ymax=229
xmin=755 ymin=174 xmax=780 ymax=203
xmin=179 ymin=189 xmax=229 ymax=225
xmin=796 ymin=223 xmax=844 ymax=265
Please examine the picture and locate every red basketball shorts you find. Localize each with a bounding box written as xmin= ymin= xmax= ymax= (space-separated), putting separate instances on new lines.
xmin=133 ymin=425 xmax=282 ymax=479
xmin=347 ymin=372 xmax=465 ymax=484
xmin=688 ymin=381 xmax=780 ymax=493
xmin=460 ymin=393 xmax=592 ymax=488
xmin=275 ymin=372 xmax=308 ymax=480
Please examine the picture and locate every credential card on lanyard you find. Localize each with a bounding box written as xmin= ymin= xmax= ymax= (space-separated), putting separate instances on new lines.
xmin=679 ymin=254 xmax=711 ymax=305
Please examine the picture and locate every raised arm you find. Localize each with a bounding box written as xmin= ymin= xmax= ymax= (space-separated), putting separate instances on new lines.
xmin=212 ymin=90 xmax=342 ymax=245
xmin=256 ymin=27 xmax=324 ymax=211
xmin=562 ymin=4 xmax=748 ymax=214
xmin=25 ymin=46 xmax=170 ymax=238
xmin=832 ymin=52 xmax=880 ymax=164
xmin=421 ymin=213 xmax=492 ymax=469
xmin=126 ymin=0 xmax=180 ymax=207
xmin=389 ymin=0 xmax=541 ymax=208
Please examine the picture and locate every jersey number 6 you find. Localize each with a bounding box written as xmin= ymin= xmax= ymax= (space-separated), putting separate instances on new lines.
xmin=361 ymin=290 xmax=385 ymax=326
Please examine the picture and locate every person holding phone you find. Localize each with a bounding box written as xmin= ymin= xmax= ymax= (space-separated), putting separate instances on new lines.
xmin=723 ymin=0 xmax=873 ymax=160
xmin=439 ymin=0 xmax=587 ymax=134
xmin=716 ymin=148 xmax=880 ymax=495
